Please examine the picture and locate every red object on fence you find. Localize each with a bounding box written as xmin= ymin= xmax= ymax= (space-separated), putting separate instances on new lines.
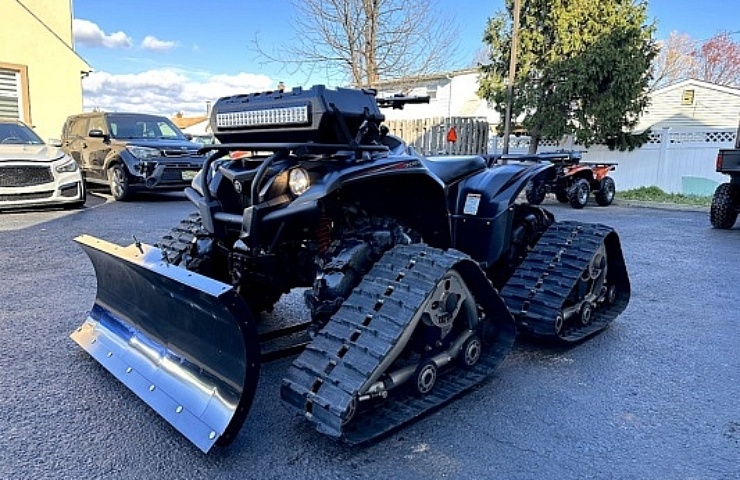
xmin=446 ymin=126 xmax=458 ymax=143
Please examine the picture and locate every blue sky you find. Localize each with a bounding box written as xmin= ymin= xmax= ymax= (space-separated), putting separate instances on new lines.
xmin=71 ymin=0 xmax=740 ymax=116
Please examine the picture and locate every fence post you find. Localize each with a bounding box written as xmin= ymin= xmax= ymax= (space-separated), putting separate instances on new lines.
xmin=657 ymin=127 xmax=670 ymax=189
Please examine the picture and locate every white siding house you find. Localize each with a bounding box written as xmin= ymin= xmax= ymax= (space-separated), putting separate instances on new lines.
xmin=375 ymin=68 xmax=500 ymax=124
xmin=637 ymin=79 xmax=740 ymax=131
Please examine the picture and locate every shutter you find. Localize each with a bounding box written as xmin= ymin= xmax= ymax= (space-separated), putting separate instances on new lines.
xmin=0 ymin=69 xmax=21 ymax=120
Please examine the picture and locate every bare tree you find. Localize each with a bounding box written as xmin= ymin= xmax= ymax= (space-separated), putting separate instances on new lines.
xmin=651 ymin=31 xmax=740 ymax=89
xmin=651 ymin=31 xmax=696 ymax=90
xmin=255 ymin=0 xmax=458 ymax=88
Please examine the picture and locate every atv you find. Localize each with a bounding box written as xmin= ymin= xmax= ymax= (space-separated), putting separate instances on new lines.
xmin=70 ymin=85 xmax=630 ymax=453
xmin=518 ymin=151 xmax=618 ymax=209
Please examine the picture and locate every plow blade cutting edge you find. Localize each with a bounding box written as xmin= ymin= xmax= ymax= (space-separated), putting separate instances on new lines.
xmin=70 ymin=235 xmax=260 ymax=453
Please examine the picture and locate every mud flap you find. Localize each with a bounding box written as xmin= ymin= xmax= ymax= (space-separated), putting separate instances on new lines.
xmin=71 ymin=235 xmax=260 ymax=453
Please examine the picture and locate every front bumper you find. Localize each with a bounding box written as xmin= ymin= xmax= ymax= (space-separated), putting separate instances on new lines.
xmin=131 ymin=159 xmax=203 ymax=190
xmin=0 ymin=168 xmax=84 ymax=210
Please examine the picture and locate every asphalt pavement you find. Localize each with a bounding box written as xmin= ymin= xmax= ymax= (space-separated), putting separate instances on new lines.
xmin=0 ymin=192 xmax=738 ymax=479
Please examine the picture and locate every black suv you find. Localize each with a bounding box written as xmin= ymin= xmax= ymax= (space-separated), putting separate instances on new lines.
xmin=61 ymin=112 xmax=207 ymax=200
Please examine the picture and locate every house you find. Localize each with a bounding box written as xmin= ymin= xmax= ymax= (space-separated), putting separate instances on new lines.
xmin=374 ymin=68 xmax=499 ymax=124
xmin=0 ymin=0 xmax=91 ymax=140
xmin=637 ymin=79 xmax=740 ymax=131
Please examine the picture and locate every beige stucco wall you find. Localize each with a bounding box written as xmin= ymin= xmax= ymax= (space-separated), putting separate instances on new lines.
xmin=0 ymin=0 xmax=89 ymax=140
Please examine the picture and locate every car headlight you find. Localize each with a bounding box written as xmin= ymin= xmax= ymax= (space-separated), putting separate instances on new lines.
xmin=191 ymin=169 xmax=204 ymax=195
xmin=55 ymin=158 xmax=79 ymax=173
xmin=288 ymin=168 xmax=310 ymax=196
xmin=126 ymin=146 xmax=161 ymax=160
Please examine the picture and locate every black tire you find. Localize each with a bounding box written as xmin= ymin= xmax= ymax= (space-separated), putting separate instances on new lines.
xmin=525 ymin=181 xmax=546 ymax=205
xmin=108 ymin=164 xmax=131 ymax=201
xmin=710 ymin=183 xmax=739 ymax=229
xmin=554 ymin=189 xmax=569 ymax=203
xmin=568 ymin=178 xmax=590 ymax=209
xmin=595 ymin=176 xmax=616 ymax=206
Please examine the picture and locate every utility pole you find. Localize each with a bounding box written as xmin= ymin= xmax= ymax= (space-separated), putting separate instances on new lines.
xmin=502 ymin=0 xmax=521 ymax=159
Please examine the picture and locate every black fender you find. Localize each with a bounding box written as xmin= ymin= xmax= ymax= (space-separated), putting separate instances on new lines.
xmin=449 ymin=162 xmax=554 ymax=267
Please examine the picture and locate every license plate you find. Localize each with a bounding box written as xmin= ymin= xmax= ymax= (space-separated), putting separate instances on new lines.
xmin=182 ymin=170 xmax=198 ymax=180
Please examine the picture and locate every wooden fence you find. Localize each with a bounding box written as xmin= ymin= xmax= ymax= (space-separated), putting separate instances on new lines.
xmin=384 ymin=117 xmax=489 ymax=155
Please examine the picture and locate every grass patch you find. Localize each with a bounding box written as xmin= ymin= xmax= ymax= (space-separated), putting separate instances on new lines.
xmin=616 ymin=186 xmax=712 ymax=206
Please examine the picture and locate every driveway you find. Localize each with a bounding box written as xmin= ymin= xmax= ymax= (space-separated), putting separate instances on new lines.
xmin=0 ymin=195 xmax=737 ymax=479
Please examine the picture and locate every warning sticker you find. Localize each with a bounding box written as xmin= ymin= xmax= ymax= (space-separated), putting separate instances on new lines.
xmin=463 ymin=193 xmax=481 ymax=215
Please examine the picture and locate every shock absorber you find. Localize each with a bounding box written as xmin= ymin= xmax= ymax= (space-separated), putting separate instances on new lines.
xmin=316 ymin=213 xmax=332 ymax=254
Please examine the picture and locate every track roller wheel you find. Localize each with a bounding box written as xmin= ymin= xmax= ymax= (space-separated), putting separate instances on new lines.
xmin=458 ymin=334 xmax=483 ymax=369
xmin=413 ymin=361 xmax=438 ymax=396
xmin=579 ymin=302 xmax=594 ymax=327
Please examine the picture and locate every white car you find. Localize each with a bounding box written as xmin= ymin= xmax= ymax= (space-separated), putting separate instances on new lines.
xmin=0 ymin=119 xmax=85 ymax=210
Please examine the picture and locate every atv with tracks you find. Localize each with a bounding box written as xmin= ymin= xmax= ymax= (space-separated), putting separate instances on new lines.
xmin=70 ymin=85 xmax=630 ymax=452
xmin=519 ymin=151 xmax=618 ymax=209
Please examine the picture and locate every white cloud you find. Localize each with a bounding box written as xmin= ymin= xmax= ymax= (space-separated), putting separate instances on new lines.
xmin=73 ymin=19 xmax=133 ymax=49
xmin=82 ymin=69 xmax=275 ymax=116
xmin=141 ymin=35 xmax=177 ymax=52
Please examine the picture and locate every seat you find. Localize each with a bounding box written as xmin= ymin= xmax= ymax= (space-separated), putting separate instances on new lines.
xmin=422 ymin=155 xmax=487 ymax=184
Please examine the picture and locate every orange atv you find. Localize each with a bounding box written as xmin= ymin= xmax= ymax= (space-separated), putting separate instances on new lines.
xmin=519 ymin=151 xmax=617 ymax=209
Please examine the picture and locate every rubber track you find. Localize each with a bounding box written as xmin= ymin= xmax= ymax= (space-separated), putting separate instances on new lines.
xmin=281 ymin=244 xmax=509 ymax=445
xmin=156 ymin=212 xmax=204 ymax=265
xmin=501 ymin=221 xmax=629 ymax=342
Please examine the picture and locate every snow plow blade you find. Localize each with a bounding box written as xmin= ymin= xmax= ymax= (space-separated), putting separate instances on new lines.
xmin=70 ymin=235 xmax=260 ymax=453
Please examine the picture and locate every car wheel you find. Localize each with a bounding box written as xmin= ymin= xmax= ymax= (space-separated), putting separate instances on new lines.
xmin=555 ymin=189 xmax=569 ymax=203
xmin=568 ymin=178 xmax=590 ymax=209
xmin=525 ymin=181 xmax=546 ymax=205
xmin=710 ymin=182 xmax=739 ymax=229
xmin=595 ymin=177 xmax=616 ymax=206
xmin=109 ymin=164 xmax=131 ymax=201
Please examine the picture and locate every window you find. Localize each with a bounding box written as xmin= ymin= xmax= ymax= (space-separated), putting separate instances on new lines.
xmin=69 ymin=118 xmax=89 ymax=137
xmin=426 ymin=84 xmax=438 ymax=100
xmin=0 ymin=63 xmax=30 ymax=122
xmin=88 ymin=116 xmax=107 ymax=134
xmin=681 ymin=89 xmax=695 ymax=105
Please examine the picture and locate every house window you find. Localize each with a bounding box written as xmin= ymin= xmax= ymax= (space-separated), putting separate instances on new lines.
xmin=426 ymin=84 xmax=438 ymax=100
xmin=681 ymin=89 xmax=695 ymax=105
xmin=0 ymin=63 xmax=30 ymax=122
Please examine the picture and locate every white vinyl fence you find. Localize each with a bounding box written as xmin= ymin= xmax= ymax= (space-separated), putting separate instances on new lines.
xmin=490 ymin=128 xmax=737 ymax=195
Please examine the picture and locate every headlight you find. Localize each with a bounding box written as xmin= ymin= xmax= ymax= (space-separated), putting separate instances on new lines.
xmin=126 ymin=146 xmax=160 ymax=160
xmin=191 ymin=170 xmax=204 ymax=195
xmin=55 ymin=158 xmax=79 ymax=173
xmin=288 ymin=168 xmax=310 ymax=196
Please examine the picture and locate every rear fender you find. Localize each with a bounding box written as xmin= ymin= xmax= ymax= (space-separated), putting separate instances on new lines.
xmin=450 ymin=163 xmax=554 ymax=267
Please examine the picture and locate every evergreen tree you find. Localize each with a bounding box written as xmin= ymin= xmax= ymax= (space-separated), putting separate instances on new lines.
xmin=479 ymin=0 xmax=657 ymax=152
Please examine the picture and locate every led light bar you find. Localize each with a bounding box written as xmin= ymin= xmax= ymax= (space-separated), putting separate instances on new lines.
xmin=215 ymin=105 xmax=309 ymax=128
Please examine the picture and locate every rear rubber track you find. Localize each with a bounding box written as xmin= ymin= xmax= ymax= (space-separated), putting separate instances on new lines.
xmin=281 ymin=244 xmax=511 ymax=445
xmin=501 ymin=221 xmax=630 ymax=342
